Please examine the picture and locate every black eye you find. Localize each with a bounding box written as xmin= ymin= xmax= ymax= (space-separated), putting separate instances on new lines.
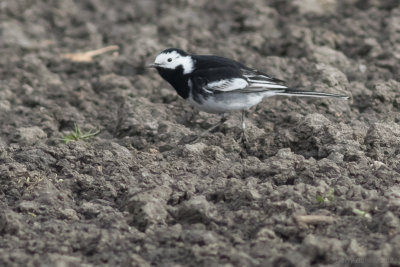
xmin=167 ymin=58 xmax=172 ymax=62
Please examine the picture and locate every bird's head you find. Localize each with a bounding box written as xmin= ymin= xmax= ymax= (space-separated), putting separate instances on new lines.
xmin=147 ymin=48 xmax=194 ymax=74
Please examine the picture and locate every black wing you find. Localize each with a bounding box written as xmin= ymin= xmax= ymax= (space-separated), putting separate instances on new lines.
xmin=241 ymin=68 xmax=286 ymax=84
xmin=192 ymin=54 xmax=288 ymax=93
xmin=190 ymin=67 xmax=249 ymax=93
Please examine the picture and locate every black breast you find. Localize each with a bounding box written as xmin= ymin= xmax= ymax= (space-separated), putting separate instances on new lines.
xmin=156 ymin=66 xmax=190 ymax=99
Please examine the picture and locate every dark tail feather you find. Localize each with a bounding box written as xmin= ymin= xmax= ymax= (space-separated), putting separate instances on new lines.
xmin=276 ymin=89 xmax=349 ymax=99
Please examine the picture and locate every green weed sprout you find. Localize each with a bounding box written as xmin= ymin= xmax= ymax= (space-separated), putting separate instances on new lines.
xmin=62 ymin=123 xmax=100 ymax=144
xmin=316 ymin=188 xmax=335 ymax=204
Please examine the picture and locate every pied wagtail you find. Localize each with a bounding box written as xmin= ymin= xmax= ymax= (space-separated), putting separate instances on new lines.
xmin=148 ymin=48 xmax=348 ymax=140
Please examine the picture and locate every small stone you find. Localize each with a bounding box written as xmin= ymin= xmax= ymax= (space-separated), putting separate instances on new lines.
xmin=293 ymin=0 xmax=337 ymax=15
xmin=183 ymin=142 xmax=207 ymax=155
xmin=0 ymin=100 xmax=11 ymax=111
xmin=256 ymin=227 xmax=278 ymax=242
xmin=347 ymin=239 xmax=366 ymax=257
xmin=60 ymin=208 xmax=79 ymax=220
xmin=18 ymin=201 xmax=38 ymax=213
xmin=176 ymin=196 xmax=218 ymax=224
xmin=312 ymin=46 xmax=351 ymax=70
xmin=126 ymin=187 xmax=171 ymax=231
xmin=15 ymin=126 xmax=47 ymax=145
xmin=0 ymin=21 xmax=33 ymax=48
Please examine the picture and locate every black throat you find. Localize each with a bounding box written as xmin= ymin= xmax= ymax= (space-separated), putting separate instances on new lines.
xmin=156 ymin=65 xmax=190 ymax=99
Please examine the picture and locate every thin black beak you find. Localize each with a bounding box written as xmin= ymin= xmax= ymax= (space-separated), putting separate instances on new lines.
xmin=146 ymin=63 xmax=158 ymax=68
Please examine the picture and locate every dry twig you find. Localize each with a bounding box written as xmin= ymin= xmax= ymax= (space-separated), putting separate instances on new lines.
xmin=62 ymin=45 xmax=119 ymax=62
xmin=295 ymin=215 xmax=336 ymax=225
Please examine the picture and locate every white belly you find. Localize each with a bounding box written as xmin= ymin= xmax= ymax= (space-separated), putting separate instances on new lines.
xmin=187 ymin=92 xmax=269 ymax=114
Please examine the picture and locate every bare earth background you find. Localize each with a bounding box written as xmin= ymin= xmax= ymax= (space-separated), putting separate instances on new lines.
xmin=1 ymin=0 xmax=400 ymax=266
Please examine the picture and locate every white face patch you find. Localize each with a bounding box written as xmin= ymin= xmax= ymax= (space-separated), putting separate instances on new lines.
xmin=154 ymin=51 xmax=194 ymax=74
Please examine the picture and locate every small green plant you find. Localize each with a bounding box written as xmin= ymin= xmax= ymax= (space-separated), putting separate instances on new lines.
xmin=17 ymin=172 xmax=45 ymax=191
xmin=316 ymin=188 xmax=335 ymax=204
xmin=352 ymin=208 xmax=372 ymax=219
xmin=62 ymin=123 xmax=100 ymax=144
xmin=316 ymin=195 xmax=325 ymax=204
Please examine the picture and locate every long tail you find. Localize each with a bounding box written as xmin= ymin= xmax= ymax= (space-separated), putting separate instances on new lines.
xmin=276 ymin=88 xmax=349 ymax=99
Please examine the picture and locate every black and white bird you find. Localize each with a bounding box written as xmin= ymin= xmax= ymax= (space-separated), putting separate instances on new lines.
xmin=148 ymin=48 xmax=348 ymax=139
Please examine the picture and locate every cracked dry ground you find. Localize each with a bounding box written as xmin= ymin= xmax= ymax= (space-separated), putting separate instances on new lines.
xmin=1 ymin=0 xmax=400 ymax=266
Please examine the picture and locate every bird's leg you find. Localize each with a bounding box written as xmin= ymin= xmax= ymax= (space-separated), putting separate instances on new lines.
xmin=241 ymin=110 xmax=246 ymax=131
xmin=239 ymin=110 xmax=248 ymax=144
xmin=187 ymin=108 xmax=200 ymax=124
xmin=189 ymin=113 xmax=228 ymax=143
xmin=204 ymin=113 xmax=228 ymax=134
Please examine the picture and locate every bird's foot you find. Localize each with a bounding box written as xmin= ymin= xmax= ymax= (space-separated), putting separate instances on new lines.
xmin=238 ymin=131 xmax=250 ymax=148
xmin=186 ymin=109 xmax=200 ymax=125
xmin=184 ymin=117 xmax=228 ymax=144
